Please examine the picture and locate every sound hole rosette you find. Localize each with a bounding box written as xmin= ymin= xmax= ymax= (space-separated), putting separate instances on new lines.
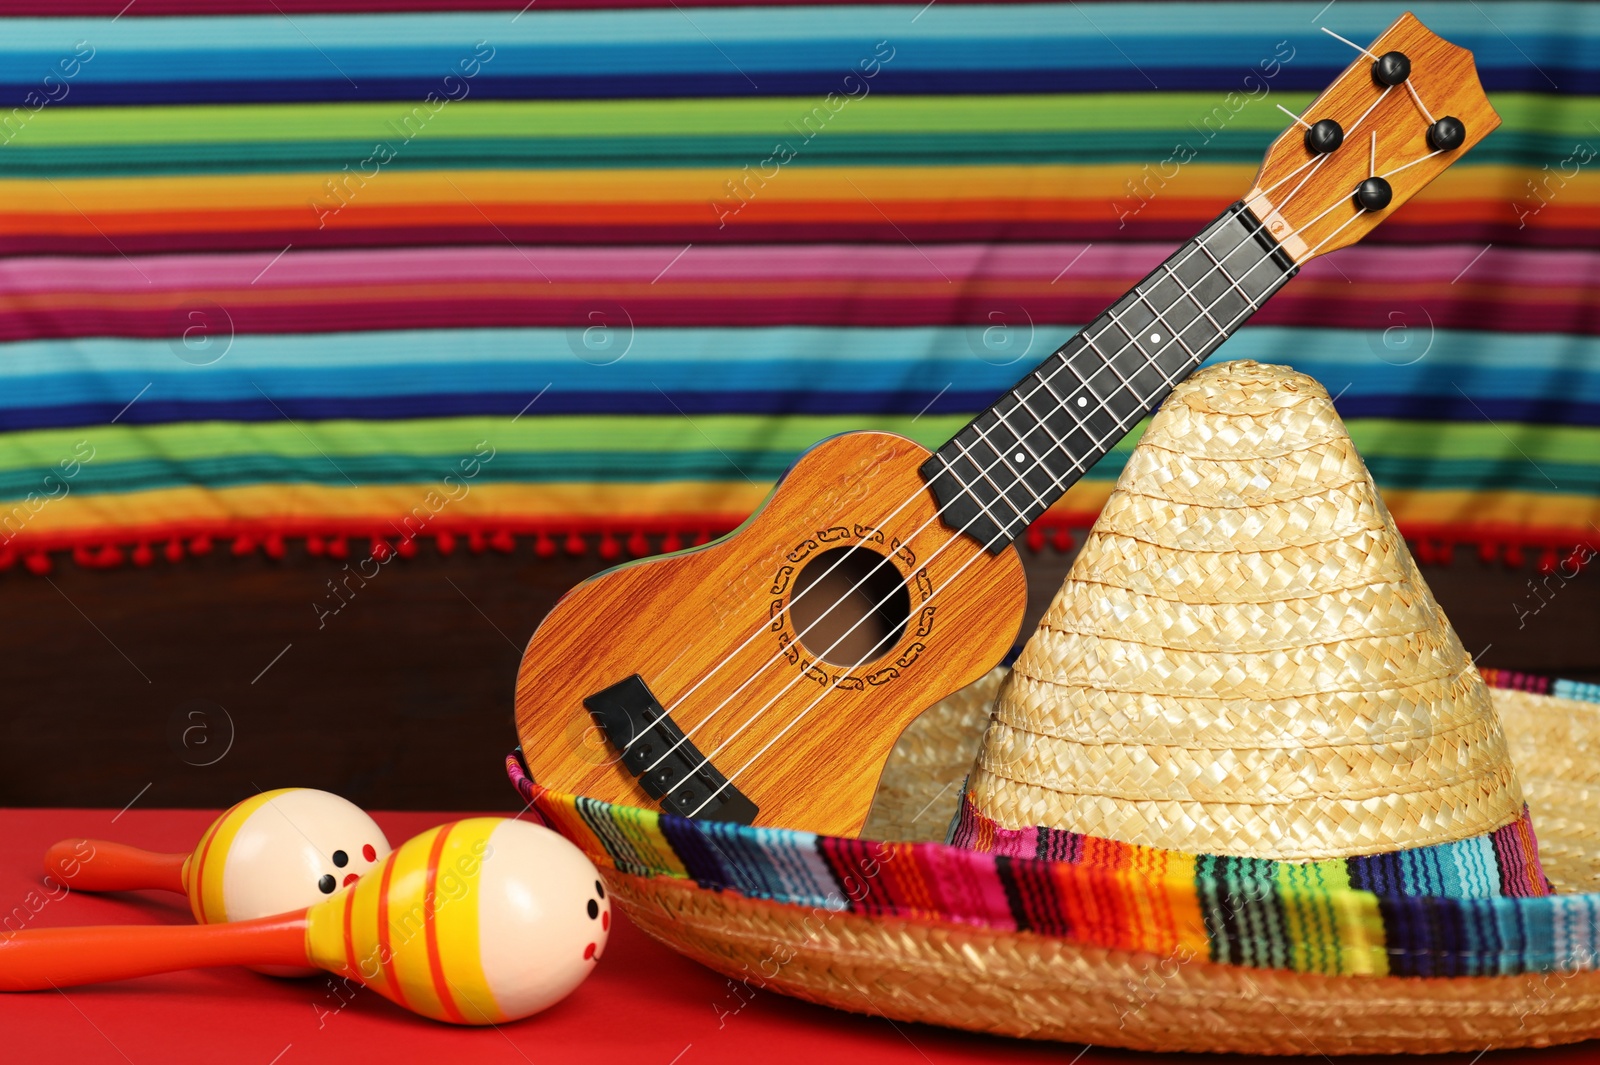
xmin=783 ymin=544 xmax=912 ymax=668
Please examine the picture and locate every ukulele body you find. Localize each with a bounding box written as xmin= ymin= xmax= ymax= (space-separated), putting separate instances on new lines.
xmin=514 ymin=430 xmax=1028 ymax=838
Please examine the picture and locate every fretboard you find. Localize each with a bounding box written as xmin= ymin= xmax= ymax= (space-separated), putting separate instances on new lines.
xmin=921 ymin=202 xmax=1298 ymax=552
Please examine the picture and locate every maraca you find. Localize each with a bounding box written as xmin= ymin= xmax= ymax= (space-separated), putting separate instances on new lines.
xmin=4 ymin=818 xmax=610 ymax=1024
xmin=45 ymin=788 xmax=391 ymax=976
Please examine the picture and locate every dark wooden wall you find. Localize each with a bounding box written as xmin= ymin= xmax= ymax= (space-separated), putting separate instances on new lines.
xmin=3 ymin=539 xmax=1596 ymax=810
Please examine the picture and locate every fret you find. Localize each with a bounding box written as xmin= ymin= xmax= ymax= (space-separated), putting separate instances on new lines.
xmin=950 ymin=434 xmax=1032 ymax=528
xmin=1132 ymin=287 xmax=1196 ymax=358
xmin=996 ymin=393 xmax=1087 ymax=521
xmin=1192 ymin=241 xmax=1263 ymax=320
xmin=1101 ymin=293 xmax=1194 ymax=402
xmin=966 ymin=393 xmax=1073 ymax=527
xmin=1088 ymin=307 xmax=1177 ymax=415
xmin=928 ymin=450 xmax=1020 ymax=544
xmin=1170 ymin=229 xmax=1254 ymax=311
xmin=921 ymin=201 xmax=1298 ymax=552
xmin=964 ymin=423 xmax=1053 ymax=515
xmin=1009 ymin=386 xmax=1080 ymax=474
xmin=1055 ymin=342 xmax=1135 ymax=440
xmin=985 ymin=397 xmax=1070 ymax=496
xmin=1205 ymin=217 xmax=1289 ymax=304
xmin=1027 ymin=362 xmax=1098 ymax=470
xmin=1162 ymin=263 xmax=1228 ymax=338
xmin=1094 ymin=342 xmax=1171 ymax=438
xmin=1075 ymin=335 xmax=1131 ymax=417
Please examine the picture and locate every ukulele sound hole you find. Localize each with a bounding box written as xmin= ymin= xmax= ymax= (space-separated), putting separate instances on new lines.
xmin=788 ymin=546 xmax=910 ymax=667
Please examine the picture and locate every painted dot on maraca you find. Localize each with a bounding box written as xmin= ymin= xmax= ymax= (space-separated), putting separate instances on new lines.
xmin=318 ymin=874 xmax=337 ymax=894
xmin=587 ymin=899 xmax=599 ymax=919
xmin=362 ymin=843 xmax=377 ymax=862
xmin=332 ymin=850 xmax=348 ymax=868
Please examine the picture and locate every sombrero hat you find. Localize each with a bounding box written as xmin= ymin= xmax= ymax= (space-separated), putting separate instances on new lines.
xmin=508 ymin=361 xmax=1600 ymax=1055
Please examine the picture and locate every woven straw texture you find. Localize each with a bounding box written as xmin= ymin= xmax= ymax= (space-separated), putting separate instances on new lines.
xmin=615 ymin=876 xmax=1600 ymax=1055
xmin=860 ymin=667 xmax=1003 ymax=842
xmin=1498 ymin=687 xmax=1600 ymax=895
xmin=967 ymin=361 xmax=1526 ymax=860
xmin=589 ymin=675 xmax=1600 ymax=1054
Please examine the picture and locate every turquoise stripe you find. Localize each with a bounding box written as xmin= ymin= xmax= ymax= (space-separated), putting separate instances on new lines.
xmin=0 ymin=362 xmax=1012 ymax=407
xmin=1520 ymin=890 xmax=1556 ymax=972
xmin=3 ymin=35 xmax=1589 ymax=83
xmin=1554 ymin=678 xmax=1600 ymax=702
xmin=1459 ymin=835 xmax=1496 ymax=899
xmin=574 ymin=798 xmax=654 ymax=878
xmin=1499 ymin=898 xmax=1533 ymax=976
xmin=2 ymin=4 xmax=1594 ymax=50
xmin=1 ymin=5 xmax=1596 ymax=82
xmin=0 ymin=452 xmax=813 ymax=501
xmin=0 ymin=325 xmax=1591 ymax=375
xmin=3 ymin=328 xmax=1600 ymax=408
xmin=1362 ymin=456 xmax=1600 ymax=494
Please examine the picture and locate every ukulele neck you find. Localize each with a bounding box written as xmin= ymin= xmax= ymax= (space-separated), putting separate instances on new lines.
xmin=920 ymin=201 xmax=1299 ymax=552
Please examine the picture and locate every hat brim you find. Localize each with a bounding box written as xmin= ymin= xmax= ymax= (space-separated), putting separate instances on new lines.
xmin=508 ymin=675 xmax=1600 ymax=1055
xmin=612 ymin=870 xmax=1600 ymax=1055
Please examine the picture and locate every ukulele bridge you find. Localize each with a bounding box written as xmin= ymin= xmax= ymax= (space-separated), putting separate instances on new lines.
xmin=583 ymin=675 xmax=760 ymax=825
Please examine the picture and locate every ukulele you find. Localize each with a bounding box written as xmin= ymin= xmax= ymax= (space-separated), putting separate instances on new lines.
xmin=514 ymin=12 xmax=1499 ymax=838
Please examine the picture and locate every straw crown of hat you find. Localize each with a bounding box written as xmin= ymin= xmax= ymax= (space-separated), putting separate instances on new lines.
xmin=966 ymin=360 xmax=1526 ymax=861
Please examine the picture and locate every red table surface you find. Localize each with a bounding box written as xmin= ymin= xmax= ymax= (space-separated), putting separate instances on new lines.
xmin=0 ymin=808 xmax=1592 ymax=1065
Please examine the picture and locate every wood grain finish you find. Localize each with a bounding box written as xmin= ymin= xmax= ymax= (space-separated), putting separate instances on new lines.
xmin=513 ymin=431 xmax=1028 ymax=838
xmin=1246 ymin=12 xmax=1499 ymax=264
xmin=512 ymin=12 xmax=1498 ymax=840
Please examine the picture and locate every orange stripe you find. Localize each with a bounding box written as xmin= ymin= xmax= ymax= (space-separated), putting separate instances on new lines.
xmin=376 ymin=854 xmax=407 ymax=1010
xmin=1518 ymin=816 xmax=1546 ymax=895
xmin=424 ymin=823 xmax=469 ymax=1024
xmin=341 ymin=888 xmax=357 ymax=979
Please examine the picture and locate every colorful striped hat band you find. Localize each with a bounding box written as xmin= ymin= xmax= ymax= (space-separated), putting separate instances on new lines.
xmin=509 ymin=363 xmax=1600 ymax=1054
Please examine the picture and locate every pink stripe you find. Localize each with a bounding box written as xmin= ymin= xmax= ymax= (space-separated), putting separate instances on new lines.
xmin=1298 ymin=244 xmax=1600 ymax=287
xmin=0 ymin=243 xmax=1121 ymax=292
xmin=918 ymin=841 xmax=1018 ymax=930
xmin=6 ymin=242 xmax=1592 ymax=296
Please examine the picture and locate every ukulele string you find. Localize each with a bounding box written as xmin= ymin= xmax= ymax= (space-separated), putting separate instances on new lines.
xmin=634 ymin=139 xmax=1358 ymax=774
xmin=1322 ymin=22 xmax=1445 ymax=132
xmin=646 ymin=59 xmax=1414 ymax=786
xmin=639 ymin=41 xmax=1393 ymax=754
xmin=652 ymin=117 xmax=1397 ymax=793
xmin=681 ymin=58 xmax=1434 ymax=810
xmin=694 ymin=44 xmax=1445 ymax=807
xmin=685 ymin=179 xmax=1397 ymax=818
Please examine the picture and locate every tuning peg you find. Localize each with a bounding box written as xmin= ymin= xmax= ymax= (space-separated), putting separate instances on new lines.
xmin=1372 ymin=50 xmax=1411 ymax=86
xmin=1305 ymin=118 xmax=1344 ymax=154
xmin=1354 ymin=177 xmax=1394 ymax=211
xmin=1428 ymin=116 xmax=1467 ymax=151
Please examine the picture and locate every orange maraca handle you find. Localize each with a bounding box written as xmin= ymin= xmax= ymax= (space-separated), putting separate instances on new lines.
xmin=44 ymin=840 xmax=188 ymax=895
xmin=0 ymin=912 xmax=309 ymax=991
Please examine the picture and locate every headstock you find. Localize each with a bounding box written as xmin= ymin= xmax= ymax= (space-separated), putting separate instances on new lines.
xmin=1245 ymin=12 xmax=1498 ymax=264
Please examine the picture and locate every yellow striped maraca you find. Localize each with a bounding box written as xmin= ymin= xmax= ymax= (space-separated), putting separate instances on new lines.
xmin=46 ymin=788 xmax=391 ymax=976
xmin=5 ymin=818 xmax=610 ymax=1023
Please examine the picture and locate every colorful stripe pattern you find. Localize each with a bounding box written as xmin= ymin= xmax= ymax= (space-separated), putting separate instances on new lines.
xmin=952 ymin=797 xmax=1551 ymax=900
xmin=507 ymin=750 xmax=1600 ymax=979
xmin=1 ymin=4 xmax=1598 ymax=569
